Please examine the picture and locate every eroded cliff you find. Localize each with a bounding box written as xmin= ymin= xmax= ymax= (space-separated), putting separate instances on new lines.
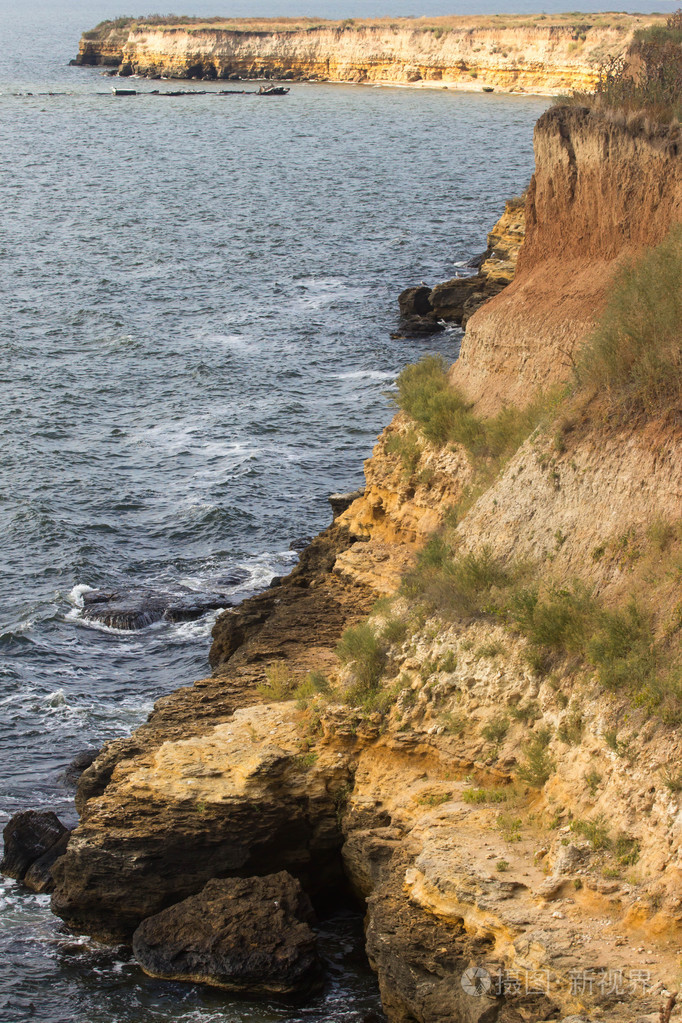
xmin=454 ymin=105 xmax=682 ymax=413
xmin=76 ymin=14 xmax=663 ymax=96
xmin=44 ymin=99 xmax=682 ymax=1023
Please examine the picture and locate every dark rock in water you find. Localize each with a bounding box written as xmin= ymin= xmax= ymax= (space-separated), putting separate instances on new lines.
xmin=214 ymin=568 xmax=250 ymax=588
xmin=1 ymin=810 xmax=69 ymax=883
xmin=24 ymin=831 xmax=70 ymax=893
xmin=398 ymin=284 xmax=433 ymax=318
xmin=429 ymin=275 xmax=482 ymax=322
xmin=62 ymin=749 xmax=101 ymax=789
xmin=289 ymin=535 xmax=312 ymax=553
xmin=80 ymin=589 xmax=232 ymax=630
xmin=163 ymin=594 xmax=231 ymax=623
xmin=132 ymin=872 xmax=321 ymax=997
xmin=398 ymin=314 xmax=444 ymax=337
xmin=328 ymin=489 xmax=364 ymax=519
xmin=464 ymin=248 xmax=492 ymax=269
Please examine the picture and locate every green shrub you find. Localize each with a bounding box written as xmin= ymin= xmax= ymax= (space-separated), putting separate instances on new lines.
xmin=558 ymin=710 xmax=584 ymax=745
xmin=462 ymin=787 xmax=507 ymax=804
xmin=481 ymin=714 xmax=510 ymax=744
xmin=509 ymin=700 xmax=540 ymax=724
xmin=518 ymin=727 xmax=555 ymax=787
xmin=336 ymin=624 xmax=387 ymax=703
xmin=585 ymin=767 xmax=603 ymax=795
xmin=390 ymin=355 xmax=551 ymax=461
xmin=257 ymin=661 xmax=296 ymax=701
xmin=475 ymin=639 xmax=505 ymax=659
xmin=441 ymin=710 xmax=467 ymax=736
xmin=588 ymin=602 xmax=657 ymax=692
xmin=577 ymin=225 xmax=682 ymax=418
xmin=571 ymin=815 xmax=611 ymax=850
xmin=382 ymin=615 xmax=409 ymax=645
xmin=497 ymin=813 xmax=522 ymax=842
xmin=385 ymin=430 xmax=422 ymax=475
xmin=560 ymin=11 xmax=682 ymax=122
xmin=294 ymin=670 xmax=331 ymax=708
xmin=507 ymin=583 xmax=598 ymax=654
xmin=403 ymin=544 xmax=514 ymax=620
xmin=439 ymin=649 xmax=458 ymax=673
xmin=661 ymin=764 xmax=682 ymax=792
xmin=614 ymin=834 xmax=640 ymax=866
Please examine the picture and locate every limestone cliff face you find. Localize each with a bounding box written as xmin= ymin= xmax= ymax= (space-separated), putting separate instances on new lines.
xmin=454 ymin=105 xmax=682 ymax=413
xmin=45 ymin=94 xmax=682 ymax=1023
xmin=76 ymin=15 xmax=662 ymax=96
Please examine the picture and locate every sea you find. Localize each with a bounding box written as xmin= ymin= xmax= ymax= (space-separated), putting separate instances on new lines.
xmin=0 ymin=0 xmax=665 ymax=1020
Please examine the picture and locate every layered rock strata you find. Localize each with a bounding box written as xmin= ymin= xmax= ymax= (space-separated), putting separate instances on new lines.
xmin=454 ymin=105 xmax=682 ymax=414
xmin=75 ymin=14 xmax=664 ymax=96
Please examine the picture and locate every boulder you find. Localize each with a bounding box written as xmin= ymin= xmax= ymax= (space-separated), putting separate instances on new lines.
xmin=132 ymin=872 xmax=321 ymax=997
xmin=429 ymin=275 xmax=482 ymax=323
xmin=398 ymin=285 xmax=433 ymax=318
xmin=1 ymin=810 xmax=69 ymax=885
xmin=396 ymin=315 xmax=444 ymax=337
xmin=80 ymin=588 xmax=233 ymax=630
xmin=24 ymin=831 xmax=71 ymax=893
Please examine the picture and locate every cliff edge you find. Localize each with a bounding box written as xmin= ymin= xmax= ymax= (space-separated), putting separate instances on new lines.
xmin=75 ymin=13 xmax=664 ymax=96
xmin=454 ymin=104 xmax=682 ymax=413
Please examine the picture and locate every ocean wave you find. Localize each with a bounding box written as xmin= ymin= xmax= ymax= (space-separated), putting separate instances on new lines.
xmin=332 ymin=369 xmax=396 ymax=382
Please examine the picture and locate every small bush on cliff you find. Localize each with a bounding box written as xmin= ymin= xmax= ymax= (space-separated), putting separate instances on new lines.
xmin=294 ymin=670 xmax=331 ymax=708
xmin=403 ymin=543 xmax=517 ymax=619
xmin=506 ymin=583 xmax=599 ymax=655
xmin=257 ymin=661 xmax=296 ymax=701
xmin=560 ymin=10 xmax=682 ymax=121
xmin=577 ymin=225 xmax=682 ymax=418
xmin=391 ymin=355 xmax=551 ymax=463
xmin=385 ymin=430 xmax=422 ymax=475
xmin=517 ymin=727 xmax=555 ymax=787
xmin=336 ymin=623 xmax=388 ymax=704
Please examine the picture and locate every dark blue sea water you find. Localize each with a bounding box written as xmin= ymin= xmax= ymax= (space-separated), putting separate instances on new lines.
xmin=0 ymin=2 xmax=575 ymax=1020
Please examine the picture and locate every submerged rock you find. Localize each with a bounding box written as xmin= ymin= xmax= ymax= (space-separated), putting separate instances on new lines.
xmin=132 ymin=872 xmax=321 ymax=997
xmin=1 ymin=810 xmax=70 ymax=892
xmin=80 ymin=588 xmax=233 ymax=630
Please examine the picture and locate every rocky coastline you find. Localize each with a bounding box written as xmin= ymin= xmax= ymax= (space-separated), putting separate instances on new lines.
xmin=4 ymin=100 xmax=682 ymax=1023
xmin=74 ymin=14 xmax=664 ymax=97
xmin=397 ymin=196 xmax=525 ymax=335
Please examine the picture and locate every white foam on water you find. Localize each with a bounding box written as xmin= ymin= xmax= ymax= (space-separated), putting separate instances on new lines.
xmin=169 ymin=609 xmax=228 ymax=642
xmin=0 ymin=679 xmax=154 ymax=737
xmin=67 ymin=583 xmax=95 ymax=608
xmin=289 ymin=277 xmax=370 ymax=312
xmin=332 ymin=369 xmax=395 ymax=382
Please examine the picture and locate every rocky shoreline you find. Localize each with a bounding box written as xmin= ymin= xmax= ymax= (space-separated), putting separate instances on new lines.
xmin=5 ymin=100 xmax=682 ymax=1023
xmin=397 ymin=197 xmax=525 ymax=335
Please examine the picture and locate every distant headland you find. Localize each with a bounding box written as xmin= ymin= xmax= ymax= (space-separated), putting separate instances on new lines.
xmin=74 ymin=12 xmax=665 ymax=95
